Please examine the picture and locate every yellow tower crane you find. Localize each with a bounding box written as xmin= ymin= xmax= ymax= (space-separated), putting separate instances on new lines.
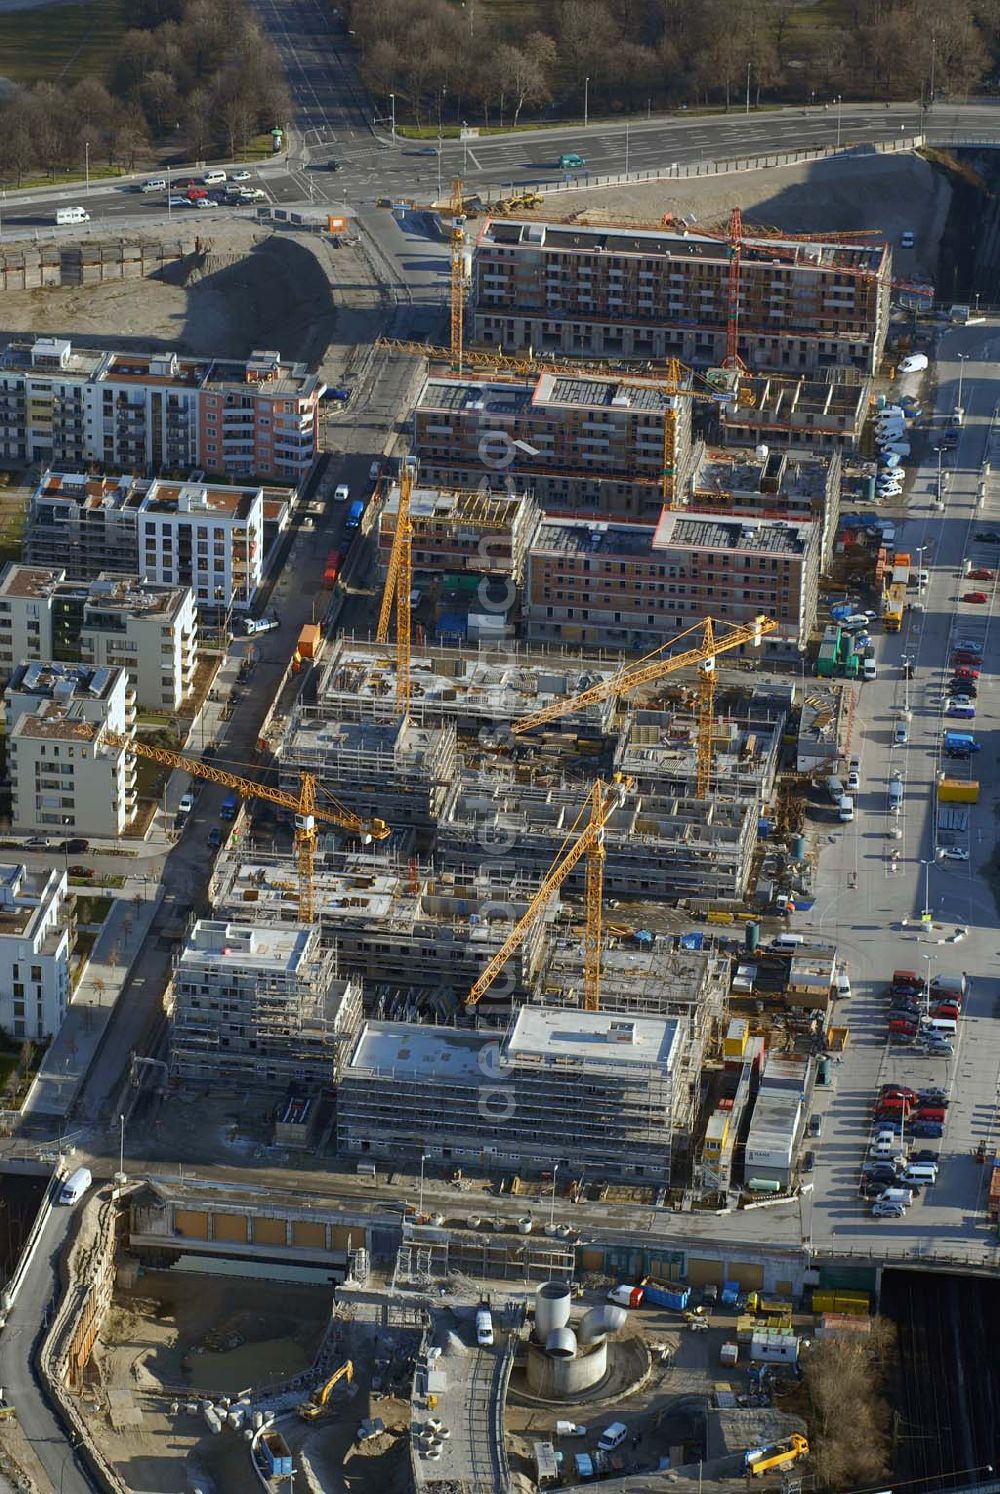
xmin=512 ymin=615 xmax=778 ymax=797
xmin=376 ymin=456 xmax=416 ymax=717
xmin=467 ymin=775 xmax=634 ymax=1012
xmin=450 ymin=178 xmax=469 ymax=369
xmin=98 ymin=731 xmax=389 ymax=923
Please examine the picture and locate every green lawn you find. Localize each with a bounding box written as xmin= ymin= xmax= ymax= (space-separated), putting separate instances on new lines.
xmin=0 ymin=0 xmax=127 ymax=86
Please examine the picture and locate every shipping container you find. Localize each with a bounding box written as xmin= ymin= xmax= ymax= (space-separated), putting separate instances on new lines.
xmin=641 ymin=1280 xmax=690 ymax=1311
xmin=937 ymin=777 xmax=980 ymax=804
xmin=297 ymin=623 xmax=321 ymax=660
xmin=261 ymin=1431 xmax=293 ymax=1477
xmin=323 ymin=549 xmax=343 ymax=586
xmin=811 ymin=1289 xmax=871 ymax=1316
xmin=720 ymin=1342 xmax=739 ymax=1366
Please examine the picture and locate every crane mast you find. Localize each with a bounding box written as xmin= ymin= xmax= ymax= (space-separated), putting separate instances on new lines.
xmin=467 ymin=776 xmax=633 ymax=1010
xmin=99 ymin=730 xmax=389 ymax=923
xmin=376 ymin=457 xmax=415 ymax=717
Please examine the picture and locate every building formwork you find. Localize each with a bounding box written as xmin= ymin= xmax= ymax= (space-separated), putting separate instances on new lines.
xmin=168 ymin=919 xmax=361 ymax=1089
xmin=438 ymin=776 xmax=758 ymax=902
xmin=337 ymin=1007 xmax=685 ymax=1183
xmin=210 ymin=849 xmax=554 ymax=1011
xmin=279 ymin=711 xmax=458 ymax=836
xmin=612 ymin=707 xmax=784 ymax=802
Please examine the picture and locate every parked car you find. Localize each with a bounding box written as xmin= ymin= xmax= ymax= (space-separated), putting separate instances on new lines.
xmin=918 ymin=1090 xmax=948 ymax=1105
xmin=68 ymin=864 xmax=94 ymax=878
xmin=894 ymin=721 xmax=909 ymax=744
xmin=899 ymin=352 xmax=927 ymax=372
xmin=232 ymin=168 xmax=252 ymax=182
xmin=911 ymin=1120 xmax=944 ymax=1137
xmin=178 ymin=792 xmax=195 ymax=815
xmin=880 ymin=1085 xmax=918 ymax=1101
xmin=324 ymin=386 xmax=350 ymax=402
xmin=803 ymin=1150 xmax=815 ymax=1172
xmin=938 ymin=848 xmax=969 ymax=863
xmin=808 ymin=1114 xmax=823 ymax=1137
xmin=974 ymin=530 xmax=1000 ymax=543
xmin=872 ymin=1200 xmax=906 ymax=1217
xmin=63 ymin=837 xmax=90 ymax=854
xmin=967 ymin=568 xmax=995 ymax=581
xmin=952 ymin=666 xmax=980 ymax=680
xmin=847 ymin=770 xmax=861 ymax=791
xmin=962 ymin=592 xmax=989 ymax=604
xmin=208 ymin=826 xmax=222 ymax=849
xmin=24 ymin=836 xmax=50 ymax=849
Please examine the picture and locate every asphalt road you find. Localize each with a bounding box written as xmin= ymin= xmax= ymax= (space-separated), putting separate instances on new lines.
xmin=804 ymin=321 xmax=1000 ymax=1262
xmin=0 ymin=1194 xmax=93 ymax=1494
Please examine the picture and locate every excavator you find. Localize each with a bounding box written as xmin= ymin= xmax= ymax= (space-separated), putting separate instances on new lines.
xmin=297 ymin=1360 xmax=353 ymax=1420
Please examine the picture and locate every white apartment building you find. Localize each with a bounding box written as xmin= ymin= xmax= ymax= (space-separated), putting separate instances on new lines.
xmin=0 ymin=337 xmax=323 ymax=482
xmin=137 ymin=478 xmax=263 ymax=608
xmin=0 ymin=564 xmax=198 ymax=711
xmin=5 ymin=662 xmax=136 ymax=837
xmin=0 ymin=863 xmax=72 ymax=1039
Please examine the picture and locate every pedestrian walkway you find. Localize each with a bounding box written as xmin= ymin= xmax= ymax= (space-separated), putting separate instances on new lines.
xmin=21 ymin=890 xmax=162 ymax=1127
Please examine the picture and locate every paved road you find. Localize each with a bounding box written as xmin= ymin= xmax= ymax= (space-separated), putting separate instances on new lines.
xmin=4 ymin=98 xmax=1000 ymax=238
xmin=0 ymin=1195 xmax=94 ymax=1494
xmin=804 ymin=320 xmax=1000 ymax=1262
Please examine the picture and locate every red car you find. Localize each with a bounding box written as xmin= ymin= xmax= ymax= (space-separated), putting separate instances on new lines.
xmin=933 ymin=1002 xmax=961 ymax=1020
xmin=962 ymin=591 xmax=989 ymax=603
xmin=186 ymin=187 xmax=208 ymax=201
xmin=879 ymin=1085 xmax=918 ymax=1101
xmin=952 ymin=666 xmax=980 ymax=680
xmin=953 ymin=653 xmax=983 ymax=667
xmin=967 ymin=568 xmax=995 ymax=581
xmin=174 ymin=177 xmax=197 ymax=189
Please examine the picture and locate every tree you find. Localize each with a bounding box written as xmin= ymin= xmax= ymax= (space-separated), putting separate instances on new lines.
xmin=141 ymin=69 xmax=182 ymax=135
xmin=495 ymin=38 xmax=553 ymax=127
xmin=0 ymin=96 xmax=37 ymax=185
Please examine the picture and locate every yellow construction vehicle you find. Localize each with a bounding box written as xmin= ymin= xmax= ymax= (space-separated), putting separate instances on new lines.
xmin=512 ymin=615 xmax=777 ymax=798
xmin=467 ymin=775 xmax=633 ymax=1012
xmin=745 ymin=1432 xmax=809 ymax=1477
xmin=297 ymin=1360 xmax=354 ymax=1419
xmin=97 ymin=731 xmax=389 ymax=923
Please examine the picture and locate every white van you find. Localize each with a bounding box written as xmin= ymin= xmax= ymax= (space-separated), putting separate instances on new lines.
xmin=862 ymin=657 xmax=877 ymax=681
xmin=921 ymin=1017 xmax=957 ymax=1039
xmin=878 ymin=1187 xmax=913 ymax=1208
xmin=141 ymin=177 xmax=167 ymax=192
xmin=598 ymin=1423 xmax=629 ymax=1453
xmin=888 ymin=778 xmax=903 ymax=811
xmin=55 ymin=207 xmax=90 ymax=225
xmin=902 ymin=1163 xmax=938 ymax=1185
xmin=838 ymin=795 xmax=855 ymax=822
xmin=59 ymin=1166 xmax=92 ymax=1205
xmin=475 ymin=1308 xmax=494 ymax=1347
xmin=826 ymin=776 xmax=845 ymax=802
xmin=203 ymin=168 xmax=227 ymax=185
xmin=881 ymin=441 xmax=911 ymax=457
xmin=770 ymin=934 xmax=805 ymax=952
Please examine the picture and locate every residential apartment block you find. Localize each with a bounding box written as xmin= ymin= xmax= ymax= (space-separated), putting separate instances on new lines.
xmin=0 ymin=862 xmax=71 ymax=1039
xmin=378 ymin=482 xmax=539 ymax=584
xmin=413 ymin=370 xmax=694 ymax=520
xmin=169 ymin=920 xmax=362 ymax=1089
xmin=471 ymin=220 xmax=891 ymax=376
xmin=717 ymin=371 xmax=871 ymax=452
xmin=338 ymin=1008 xmax=685 ymax=1182
xmin=0 ymin=564 xmax=197 ymax=711
xmin=0 ymin=338 xmax=322 ymax=481
xmin=524 ymin=512 xmax=819 ymax=651
xmin=687 ymin=446 xmax=841 ymax=565
xmin=25 ymin=470 xmax=265 ymax=609
xmin=5 ymin=661 xmax=136 ymax=837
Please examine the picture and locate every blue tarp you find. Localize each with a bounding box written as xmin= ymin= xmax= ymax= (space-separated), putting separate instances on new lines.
xmin=435 ymin=610 xmax=467 ymax=640
xmin=679 ymin=932 xmax=704 ymax=951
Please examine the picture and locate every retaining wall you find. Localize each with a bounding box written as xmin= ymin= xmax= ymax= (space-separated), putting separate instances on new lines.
xmin=0 ymin=237 xmax=200 ymax=291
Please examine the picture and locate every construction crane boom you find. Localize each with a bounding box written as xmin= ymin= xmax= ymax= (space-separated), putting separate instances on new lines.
xmin=450 ymin=178 xmax=468 ymax=368
xmin=467 ymin=776 xmax=633 ymax=1010
xmin=100 ymin=730 xmax=389 ymax=922
xmin=512 ymin=615 xmax=777 ymax=734
xmin=376 ymin=457 xmax=415 ymax=716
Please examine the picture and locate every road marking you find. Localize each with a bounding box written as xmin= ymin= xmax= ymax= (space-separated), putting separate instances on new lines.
xmin=466 ymin=148 xmax=483 ymax=170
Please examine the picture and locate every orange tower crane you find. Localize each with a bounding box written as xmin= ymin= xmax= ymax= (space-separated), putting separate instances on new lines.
xmin=466 ymin=775 xmax=634 ymax=1012
xmin=512 ymin=614 xmax=777 ymax=797
xmin=98 ymin=730 xmax=389 ymax=922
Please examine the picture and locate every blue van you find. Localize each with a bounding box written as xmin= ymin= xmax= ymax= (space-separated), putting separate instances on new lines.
xmin=220 ymin=791 xmax=239 ymax=821
xmin=345 ymin=499 xmax=365 ymax=532
xmin=945 ymin=701 xmax=976 ymax=720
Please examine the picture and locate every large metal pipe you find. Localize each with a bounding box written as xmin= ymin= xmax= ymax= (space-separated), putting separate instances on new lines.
xmin=578 ymin=1304 xmax=627 ymax=1345
xmin=545 ymin=1327 xmax=577 ymax=1358
xmin=534 ymin=1281 xmax=572 ymax=1340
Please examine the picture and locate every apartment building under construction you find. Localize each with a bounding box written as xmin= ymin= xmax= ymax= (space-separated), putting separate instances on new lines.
xmin=471 ymin=220 xmax=891 ymax=376
xmin=168 ymin=919 xmax=362 ymax=1088
xmin=337 ymin=1007 xmax=689 ymax=1183
xmin=413 ymin=369 xmax=694 ymax=520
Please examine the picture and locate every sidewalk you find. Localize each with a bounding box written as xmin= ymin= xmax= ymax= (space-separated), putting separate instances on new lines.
xmin=21 ymin=890 xmax=163 ymax=1127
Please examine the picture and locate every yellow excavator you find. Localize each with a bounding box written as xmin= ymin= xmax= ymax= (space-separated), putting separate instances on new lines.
xmin=297 ymin=1360 xmax=353 ymax=1420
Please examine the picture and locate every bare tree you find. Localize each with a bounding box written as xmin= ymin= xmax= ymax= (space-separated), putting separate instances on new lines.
xmin=495 ymin=39 xmax=553 ymax=128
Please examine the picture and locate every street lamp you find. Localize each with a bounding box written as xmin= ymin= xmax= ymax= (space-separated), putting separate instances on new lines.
xmin=584 ymin=76 xmax=590 ymax=130
xmin=548 ymin=1159 xmax=565 ymax=1232
xmin=957 ymin=352 xmax=967 ymax=410
xmin=389 ymin=93 xmax=396 ymax=144
xmin=418 ymin=1151 xmax=430 ymax=1216
xmin=835 ymin=94 xmax=843 ymax=149
xmin=118 ymin=1111 xmax=126 ymax=1182
xmin=85 ymin=139 xmax=90 ymax=195
xmin=624 ymin=121 xmax=630 ymax=175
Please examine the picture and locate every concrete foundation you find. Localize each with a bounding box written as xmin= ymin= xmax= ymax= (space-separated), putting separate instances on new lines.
xmin=525 ymin=1337 xmax=608 ymax=1396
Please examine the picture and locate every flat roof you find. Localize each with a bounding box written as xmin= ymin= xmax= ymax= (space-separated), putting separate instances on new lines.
xmin=533 ymin=518 xmax=656 ymax=559
xmin=506 ymin=1007 xmax=679 ymax=1071
xmin=0 ymin=563 xmax=65 ymax=598
xmin=653 ymin=511 xmax=815 ymax=555
xmin=694 ymin=449 xmax=832 ymax=503
xmin=348 ymin=1021 xmax=489 ymax=1083
xmin=179 ymin=920 xmax=314 ymax=975
xmin=480 ymin=219 xmax=886 ymax=273
xmin=7 ymin=660 xmax=123 ymax=701
xmin=747 ymin=1090 xmax=801 ymax=1149
xmin=381 ymin=483 xmax=526 ymax=526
